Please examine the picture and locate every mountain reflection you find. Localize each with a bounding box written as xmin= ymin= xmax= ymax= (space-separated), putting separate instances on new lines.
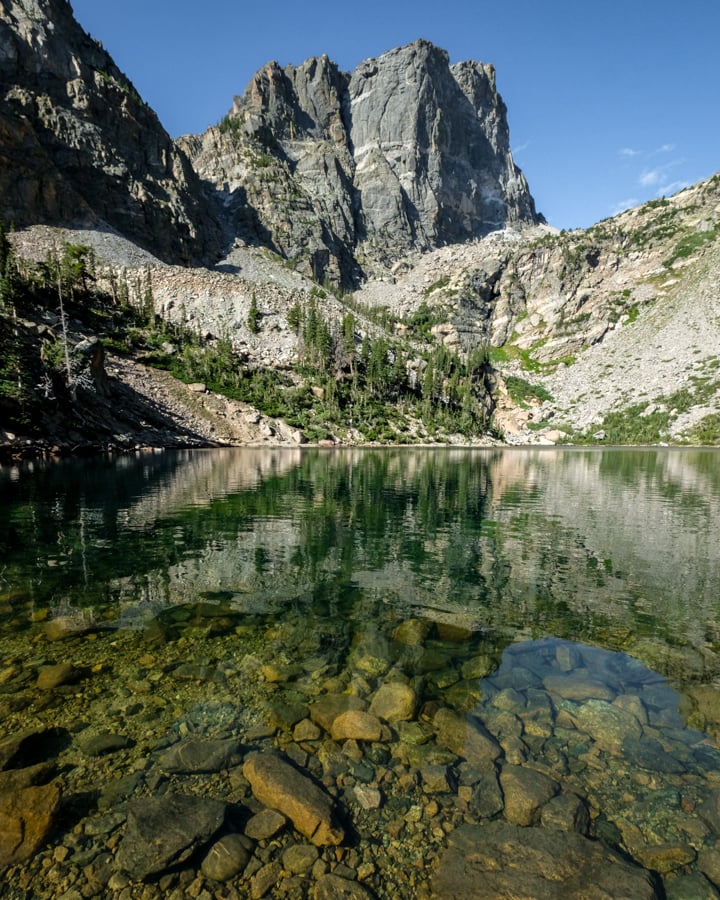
xmin=1 ymin=448 xmax=719 ymax=674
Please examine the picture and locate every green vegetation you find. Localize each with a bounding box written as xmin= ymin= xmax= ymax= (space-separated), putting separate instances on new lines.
xmin=142 ymin=301 xmax=494 ymax=443
xmin=570 ymin=374 xmax=720 ymax=445
xmin=0 ymin=238 xmax=107 ymax=428
xmin=572 ymin=402 xmax=671 ymax=445
xmin=663 ymin=224 xmax=720 ymax=267
xmin=625 ymin=206 xmax=681 ymax=250
xmin=505 ymin=376 xmax=553 ymax=407
xmin=247 ymin=293 xmax=260 ymax=334
xmin=94 ymin=69 xmax=143 ymax=106
xmin=405 ymin=300 xmax=446 ymax=341
xmin=218 ymin=114 xmax=242 ymax=141
xmin=423 ymin=276 xmax=450 ymax=297
xmin=682 ymin=413 xmax=720 ymax=445
xmin=489 ymin=338 xmax=574 ymax=375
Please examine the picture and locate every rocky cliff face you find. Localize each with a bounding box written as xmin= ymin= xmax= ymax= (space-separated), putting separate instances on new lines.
xmin=182 ymin=40 xmax=540 ymax=286
xmin=0 ymin=0 xmax=222 ymax=265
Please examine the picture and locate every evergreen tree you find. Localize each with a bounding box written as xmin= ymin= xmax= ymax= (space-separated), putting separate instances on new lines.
xmin=247 ymin=292 xmax=260 ymax=334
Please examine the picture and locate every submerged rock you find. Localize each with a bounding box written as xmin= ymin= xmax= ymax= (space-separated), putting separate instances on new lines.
xmin=76 ymin=731 xmax=133 ymax=757
xmin=433 ymin=707 xmax=501 ymax=765
xmin=244 ymin=808 xmax=287 ymax=841
xmin=36 ymin=661 xmax=81 ymax=690
xmin=157 ymin=737 xmax=242 ymax=773
xmin=243 ymin=753 xmax=344 ymax=846
xmin=369 ymin=682 xmax=417 ymax=723
xmin=540 ymin=792 xmax=591 ymax=835
xmin=331 ymin=710 xmax=383 ymax=743
xmin=310 ymin=694 xmax=367 ymax=733
xmin=0 ymin=766 xmax=62 ymax=866
xmin=314 ymin=873 xmax=376 ymax=898
xmin=201 ymin=833 xmax=251 ymax=882
xmin=432 ymin=821 xmax=661 ymax=899
xmin=115 ymin=794 xmax=227 ymax=880
xmin=500 ymin=764 xmax=559 ymax=826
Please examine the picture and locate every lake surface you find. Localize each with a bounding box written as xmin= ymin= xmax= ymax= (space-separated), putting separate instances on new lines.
xmin=2 ymin=447 xmax=720 ymax=897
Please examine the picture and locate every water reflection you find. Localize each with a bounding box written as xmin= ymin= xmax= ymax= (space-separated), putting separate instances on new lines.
xmin=2 ymin=447 xmax=719 ymax=649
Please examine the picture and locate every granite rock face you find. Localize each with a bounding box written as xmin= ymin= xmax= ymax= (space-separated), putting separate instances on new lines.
xmin=183 ymin=39 xmax=540 ymax=285
xmin=0 ymin=0 xmax=222 ymax=265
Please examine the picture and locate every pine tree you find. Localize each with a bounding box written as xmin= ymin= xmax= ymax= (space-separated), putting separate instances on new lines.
xmin=247 ymin=292 xmax=260 ymax=334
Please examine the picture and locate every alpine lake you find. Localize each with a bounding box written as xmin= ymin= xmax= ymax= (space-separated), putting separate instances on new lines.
xmin=2 ymin=446 xmax=720 ymax=900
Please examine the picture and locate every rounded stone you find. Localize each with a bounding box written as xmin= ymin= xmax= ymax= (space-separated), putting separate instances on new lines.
xmin=369 ymin=683 xmax=417 ymax=723
xmin=330 ymin=710 xmax=383 ymax=743
xmin=201 ymin=833 xmax=251 ymax=882
xmin=282 ymin=843 xmax=319 ymax=875
xmin=244 ymin=808 xmax=287 ymax=841
xmin=37 ymin=663 xmax=77 ymax=691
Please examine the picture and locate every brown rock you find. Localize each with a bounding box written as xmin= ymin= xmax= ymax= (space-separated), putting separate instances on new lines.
xmin=500 ymin=764 xmax=558 ymax=826
xmin=0 ymin=775 xmax=62 ymax=866
xmin=698 ymin=847 xmax=720 ymax=888
xmin=432 ymin=821 xmax=660 ymax=899
xmin=36 ymin=662 xmax=79 ymax=690
xmin=250 ymin=860 xmax=282 ymax=900
xmin=201 ymin=833 xmax=251 ymax=882
xmin=244 ymin=808 xmax=287 ymax=841
xmin=294 ymin=718 xmax=322 ymax=742
xmin=314 ymin=873 xmax=375 ymax=899
xmin=243 ymin=753 xmax=344 ymax=846
xmin=433 ymin=707 xmax=501 ymax=766
xmin=330 ymin=710 xmax=383 ymax=743
xmin=540 ymin=792 xmax=590 ymax=835
xmin=369 ymin=682 xmax=417 ymax=723
xmin=309 ymin=694 xmax=367 ymax=733
xmin=391 ymin=618 xmax=432 ymax=646
xmin=634 ymin=843 xmax=697 ymax=875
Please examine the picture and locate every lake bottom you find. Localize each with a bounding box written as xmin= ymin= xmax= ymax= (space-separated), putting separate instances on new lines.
xmin=2 ymin=594 xmax=720 ymax=899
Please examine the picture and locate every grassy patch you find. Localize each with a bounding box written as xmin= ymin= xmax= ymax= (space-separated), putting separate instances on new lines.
xmin=681 ymin=413 xmax=720 ymax=445
xmin=505 ymin=375 xmax=553 ymax=407
xmin=423 ymin=276 xmax=450 ymax=297
xmin=572 ymin=403 xmax=671 ymax=445
xmin=664 ymin=225 xmax=720 ymax=267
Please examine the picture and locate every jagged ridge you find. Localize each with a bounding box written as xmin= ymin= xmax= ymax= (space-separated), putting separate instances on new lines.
xmin=181 ymin=39 xmax=541 ymax=286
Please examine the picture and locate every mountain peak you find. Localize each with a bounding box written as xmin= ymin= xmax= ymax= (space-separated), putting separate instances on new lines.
xmin=186 ymin=40 xmax=540 ymax=285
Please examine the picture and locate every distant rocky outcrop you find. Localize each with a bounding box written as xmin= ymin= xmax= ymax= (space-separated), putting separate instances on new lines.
xmin=0 ymin=2 xmax=539 ymax=283
xmin=181 ymin=40 xmax=541 ymax=286
xmin=0 ymin=0 xmax=222 ymax=265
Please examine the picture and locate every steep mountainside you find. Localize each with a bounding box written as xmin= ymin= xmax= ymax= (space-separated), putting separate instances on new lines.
xmin=352 ymin=174 xmax=720 ymax=441
xmin=0 ymin=0 xmax=718 ymax=454
xmin=0 ymin=0 xmax=222 ymax=265
xmin=180 ymin=40 xmax=540 ymax=286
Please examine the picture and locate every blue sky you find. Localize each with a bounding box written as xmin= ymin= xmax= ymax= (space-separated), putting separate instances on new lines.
xmin=70 ymin=0 xmax=719 ymax=231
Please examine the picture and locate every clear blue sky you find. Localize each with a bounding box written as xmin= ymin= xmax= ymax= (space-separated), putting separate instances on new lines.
xmin=70 ymin=0 xmax=719 ymax=231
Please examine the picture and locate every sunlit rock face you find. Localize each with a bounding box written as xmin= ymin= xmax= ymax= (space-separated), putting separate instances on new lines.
xmin=183 ymin=39 xmax=540 ymax=286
